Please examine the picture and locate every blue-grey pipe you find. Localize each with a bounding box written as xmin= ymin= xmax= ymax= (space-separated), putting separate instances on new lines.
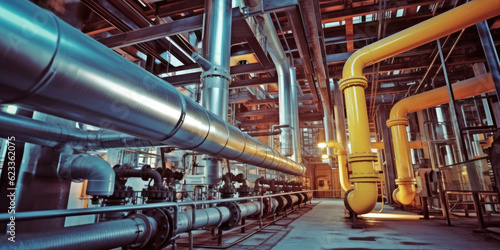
xmin=0 ymin=216 xmax=156 ymax=250
xmin=243 ymin=0 xmax=293 ymax=157
xmin=0 ymin=111 xmax=163 ymax=151
xmin=199 ymin=0 xmax=233 ymax=185
xmin=290 ymin=67 xmax=301 ymax=163
xmin=0 ymin=0 xmax=305 ymax=176
xmin=58 ymin=154 xmax=115 ymax=196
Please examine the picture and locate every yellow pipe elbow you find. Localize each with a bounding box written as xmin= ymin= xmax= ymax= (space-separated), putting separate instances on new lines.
xmin=393 ymin=184 xmax=417 ymax=206
xmin=345 ymin=182 xmax=378 ymax=214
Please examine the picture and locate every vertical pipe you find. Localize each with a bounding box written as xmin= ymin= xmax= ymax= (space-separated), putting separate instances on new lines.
xmin=201 ymin=0 xmax=233 ymax=185
xmin=437 ymin=39 xmax=467 ymax=162
xmin=290 ymin=67 xmax=301 ymax=163
xmin=477 ymin=21 xmax=500 ymax=106
xmin=278 ymin=61 xmax=293 ymax=156
xmin=323 ymin=108 xmax=333 ymax=167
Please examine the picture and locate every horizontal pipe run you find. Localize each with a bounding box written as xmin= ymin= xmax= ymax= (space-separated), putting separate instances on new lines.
xmin=0 ymin=217 xmax=156 ymax=250
xmin=0 ymin=111 xmax=164 ymax=151
xmin=0 ymin=0 xmax=304 ymax=176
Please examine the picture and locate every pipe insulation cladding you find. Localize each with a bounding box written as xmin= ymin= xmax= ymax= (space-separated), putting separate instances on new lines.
xmin=0 ymin=0 xmax=305 ymax=176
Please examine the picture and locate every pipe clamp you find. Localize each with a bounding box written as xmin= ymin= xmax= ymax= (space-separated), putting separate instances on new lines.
xmin=386 ymin=118 xmax=409 ymax=127
xmin=339 ymin=77 xmax=368 ymax=92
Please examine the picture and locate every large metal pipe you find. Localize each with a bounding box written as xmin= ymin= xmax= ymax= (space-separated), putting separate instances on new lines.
xmin=0 ymin=216 xmax=157 ymax=250
xmin=387 ymin=73 xmax=494 ymax=205
xmin=198 ymin=0 xmax=233 ymax=185
xmin=290 ymin=67 xmax=301 ymax=163
xmin=243 ymin=0 xmax=293 ymax=156
xmin=325 ymin=140 xmax=351 ymax=191
xmin=340 ymin=0 xmax=500 ymax=214
xmin=0 ymin=0 xmax=305 ymax=176
xmin=0 ymin=111 xmax=163 ymax=151
xmin=58 ymin=154 xmax=115 ymax=196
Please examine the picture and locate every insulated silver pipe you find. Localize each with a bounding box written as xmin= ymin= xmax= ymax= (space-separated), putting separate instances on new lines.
xmin=0 ymin=216 xmax=157 ymax=250
xmin=175 ymin=201 xmax=261 ymax=233
xmin=290 ymin=67 xmax=301 ymax=163
xmin=0 ymin=1 xmax=305 ymax=176
xmin=0 ymin=111 xmax=163 ymax=151
xmin=243 ymin=0 xmax=293 ymax=156
xmin=199 ymin=0 xmax=233 ymax=185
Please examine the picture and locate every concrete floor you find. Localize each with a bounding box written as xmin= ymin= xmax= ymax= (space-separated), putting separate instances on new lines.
xmin=172 ymin=199 xmax=500 ymax=250
xmin=272 ymin=199 xmax=499 ymax=250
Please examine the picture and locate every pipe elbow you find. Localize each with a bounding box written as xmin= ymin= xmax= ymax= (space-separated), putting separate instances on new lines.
xmin=344 ymin=182 xmax=378 ymax=214
xmin=342 ymin=48 xmax=372 ymax=79
xmin=393 ymin=185 xmax=416 ymax=205
xmin=59 ymin=154 xmax=115 ymax=196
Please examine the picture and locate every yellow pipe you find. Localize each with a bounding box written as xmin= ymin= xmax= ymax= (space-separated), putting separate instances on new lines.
xmin=371 ymin=141 xmax=426 ymax=149
xmin=326 ymin=140 xmax=352 ymax=191
xmin=387 ymin=73 xmax=494 ymax=205
xmin=339 ymin=0 xmax=500 ymax=213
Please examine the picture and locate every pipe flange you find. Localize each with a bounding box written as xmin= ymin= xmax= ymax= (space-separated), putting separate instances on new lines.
xmin=275 ymin=196 xmax=286 ymax=211
xmin=201 ymin=67 xmax=231 ymax=82
xmin=284 ymin=194 xmax=294 ymax=209
xmin=339 ymin=77 xmax=368 ymax=92
xmin=349 ymin=172 xmax=379 ymax=183
xmin=386 ymin=118 xmax=409 ymax=128
xmin=295 ymin=193 xmax=304 ymax=204
xmin=126 ymin=213 xmax=154 ymax=249
xmin=219 ymin=202 xmax=241 ymax=230
xmin=142 ymin=208 xmax=173 ymax=250
xmin=395 ymin=178 xmax=417 ymax=185
xmin=348 ymin=152 xmax=377 ymax=163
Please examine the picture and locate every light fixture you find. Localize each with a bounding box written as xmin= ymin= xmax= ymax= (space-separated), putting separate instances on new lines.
xmin=321 ymin=154 xmax=329 ymax=159
xmin=317 ymin=142 xmax=326 ymax=148
xmin=5 ymin=105 xmax=17 ymax=114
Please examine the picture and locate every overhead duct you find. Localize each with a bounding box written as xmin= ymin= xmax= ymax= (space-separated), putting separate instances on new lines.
xmin=387 ymin=73 xmax=494 ymax=205
xmin=0 ymin=0 xmax=305 ymax=176
xmin=0 ymin=111 xmax=163 ymax=151
xmin=243 ymin=0 xmax=293 ymax=157
xmin=340 ymin=0 xmax=500 ymax=214
xmin=58 ymin=154 xmax=115 ymax=196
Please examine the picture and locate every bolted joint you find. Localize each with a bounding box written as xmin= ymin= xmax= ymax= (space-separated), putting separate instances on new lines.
xmin=348 ymin=152 xmax=377 ymax=163
xmin=386 ymin=117 xmax=409 ymax=128
xmin=339 ymin=76 xmax=368 ymax=92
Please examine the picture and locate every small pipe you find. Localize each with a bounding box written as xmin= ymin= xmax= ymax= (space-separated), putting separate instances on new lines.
xmin=192 ymin=52 xmax=213 ymax=71
xmin=325 ymin=140 xmax=352 ymax=191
